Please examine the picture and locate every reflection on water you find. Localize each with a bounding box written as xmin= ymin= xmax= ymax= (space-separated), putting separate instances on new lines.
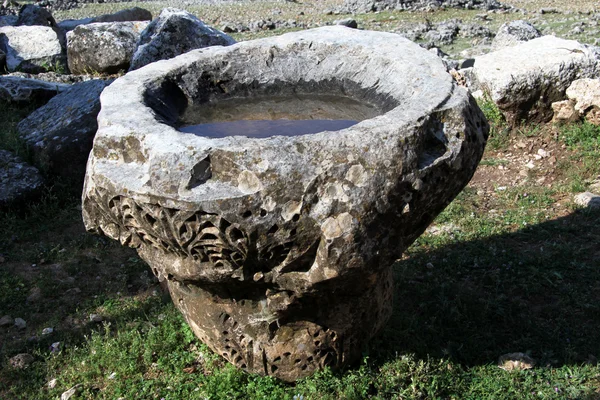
xmin=178 ymin=94 xmax=379 ymax=138
xmin=179 ymin=119 xmax=359 ymax=138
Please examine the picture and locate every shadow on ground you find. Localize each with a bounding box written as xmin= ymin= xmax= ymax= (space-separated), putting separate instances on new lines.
xmin=370 ymin=207 xmax=600 ymax=369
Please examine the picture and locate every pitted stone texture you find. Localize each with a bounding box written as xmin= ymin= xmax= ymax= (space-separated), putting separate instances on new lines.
xmin=565 ymin=78 xmax=600 ymax=125
xmin=0 ymin=76 xmax=68 ymax=104
xmin=17 ymin=79 xmax=110 ymax=181
xmin=129 ymin=8 xmax=235 ymax=71
xmin=340 ymin=0 xmax=508 ymax=13
xmin=83 ymin=27 xmax=488 ymax=381
xmin=0 ymin=25 xmax=66 ymax=73
xmin=67 ymin=21 xmax=149 ymax=74
xmin=462 ymin=36 xmax=600 ymax=125
xmin=59 ymin=7 xmax=152 ymax=32
xmin=491 ymin=20 xmax=541 ymax=50
xmin=0 ymin=150 xmax=44 ymax=207
xmin=0 ymin=15 xmax=17 ymax=27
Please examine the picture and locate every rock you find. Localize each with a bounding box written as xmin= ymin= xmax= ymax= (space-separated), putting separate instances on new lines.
xmin=0 ymin=48 xmax=6 ymax=70
xmin=0 ymin=76 xmax=68 ymax=104
xmin=498 ymin=352 xmax=535 ymax=371
xmin=17 ymin=79 xmax=110 ymax=181
xmin=67 ymin=21 xmax=148 ymax=75
xmin=492 ymin=20 xmax=541 ymax=50
xmin=0 ymin=25 xmax=67 ymax=73
xmin=551 ymin=100 xmax=579 ymax=124
xmin=574 ymin=192 xmax=600 ymax=209
xmin=42 ymin=327 xmax=54 ymax=335
xmin=462 ymin=36 xmax=600 ymax=125
xmin=61 ymin=384 xmax=82 ymax=400
xmin=8 ymin=71 xmax=94 ymax=84
xmin=334 ymin=18 xmax=357 ymax=29
xmin=27 ymin=286 xmax=42 ymax=302
xmin=57 ymin=17 xmax=93 ymax=32
xmin=94 ymin=7 xmax=152 ymax=23
xmin=83 ymin=27 xmax=488 ymax=381
xmin=129 ymin=8 xmax=236 ymax=71
xmin=565 ymin=78 xmax=600 ymax=125
xmin=0 ymin=315 xmax=13 ymax=326
xmin=89 ymin=314 xmax=103 ymax=322
xmin=0 ymin=150 xmax=44 ymax=208
xmin=9 ymin=353 xmax=34 ymax=369
xmin=48 ymin=378 xmax=57 ymax=389
xmin=16 ymin=4 xmax=57 ymax=28
xmin=339 ymin=0 xmax=510 ymax=13
xmin=58 ymin=7 xmax=152 ymax=32
xmin=14 ymin=317 xmax=26 ymax=329
xmin=0 ymin=15 xmax=17 ymax=27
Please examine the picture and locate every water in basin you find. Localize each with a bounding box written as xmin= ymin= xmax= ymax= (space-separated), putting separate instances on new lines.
xmin=178 ymin=94 xmax=380 ymax=138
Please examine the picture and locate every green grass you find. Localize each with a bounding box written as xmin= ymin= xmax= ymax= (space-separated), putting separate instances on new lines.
xmin=3 ymin=13 xmax=600 ymax=396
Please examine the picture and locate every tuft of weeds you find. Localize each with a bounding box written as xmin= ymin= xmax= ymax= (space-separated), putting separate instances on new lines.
xmin=477 ymin=95 xmax=510 ymax=150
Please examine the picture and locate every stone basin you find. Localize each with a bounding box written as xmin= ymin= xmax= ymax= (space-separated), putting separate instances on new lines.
xmin=82 ymin=26 xmax=488 ymax=381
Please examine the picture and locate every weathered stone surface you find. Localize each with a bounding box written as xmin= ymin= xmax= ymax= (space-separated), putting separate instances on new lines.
xmin=491 ymin=20 xmax=541 ymax=50
xmin=462 ymin=36 xmax=600 ymax=125
xmin=9 ymin=353 xmax=34 ymax=369
xmin=0 ymin=150 xmax=44 ymax=207
xmin=67 ymin=21 xmax=148 ymax=75
xmin=83 ymin=27 xmax=488 ymax=381
xmin=565 ymin=78 xmax=600 ymax=125
xmin=0 ymin=76 xmax=68 ymax=103
xmin=0 ymin=25 xmax=67 ymax=73
xmin=340 ymin=0 xmax=509 ymax=13
xmin=129 ymin=8 xmax=236 ymax=71
xmin=0 ymin=15 xmax=17 ymax=27
xmin=8 ymin=71 xmax=95 ymax=84
xmin=574 ymin=192 xmax=600 ymax=209
xmin=551 ymin=99 xmax=579 ymax=124
xmin=0 ymin=48 xmax=5 ymax=70
xmin=17 ymin=79 xmax=110 ymax=180
xmin=58 ymin=7 xmax=152 ymax=32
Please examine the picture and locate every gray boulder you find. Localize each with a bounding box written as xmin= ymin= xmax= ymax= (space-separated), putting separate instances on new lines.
xmin=67 ymin=21 xmax=148 ymax=75
xmin=0 ymin=25 xmax=67 ymax=73
xmin=58 ymin=7 xmax=152 ymax=32
xmin=0 ymin=15 xmax=17 ymax=27
xmin=491 ymin=20 xmax=541 ymax=50
xmin=462 ymin=36 xmax=600 ymax=124
xmin=0 ymin=150 xmax=44 ymax=208
xmin=340 ymin=0 xmax=508 ymax=13
xmin=0 ymin=76 xmax=68 ymax=103
xmin=83 ymin=26 xmax=488 ymax=381
xmin=17 ymin=79 xmax=110 ymax=180
xmin=129 ymin=8 xmax=235 ymax=71
xmin=94 ymin=7 xmax=152 ymax=23
xmin=16 ymin=4 xmax=57 ymax=28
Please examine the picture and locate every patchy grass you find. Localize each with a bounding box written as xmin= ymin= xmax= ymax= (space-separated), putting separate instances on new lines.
xmin=2 ymin=99 xmax=600 ymax=399
xmin=2 ymin=2 xmax=600 ymax=397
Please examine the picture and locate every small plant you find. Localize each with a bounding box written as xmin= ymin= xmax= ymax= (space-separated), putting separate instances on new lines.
xmin=560 ymin=121 xmax=600 ymax=152
xmin=477 ymin=93 xmax=509 ymax=150
xmin=478 ymin=94 xmax=504 ymax=127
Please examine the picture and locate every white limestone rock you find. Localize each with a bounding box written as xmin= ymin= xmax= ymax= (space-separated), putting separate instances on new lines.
xmin=0 ymin=76 xmax=68 ymax=104
xmin=67 ymin=21 xmax=149 ymax=75
xmin=491 ymin=20 xmax=541 ymax=50
xmin=83 ymin=27 xmax=488 ymax=381
xmin=462 ymin=36 xmax=600 ymax=124
xmin=0 ymin=25 xmax=67 ymax=73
